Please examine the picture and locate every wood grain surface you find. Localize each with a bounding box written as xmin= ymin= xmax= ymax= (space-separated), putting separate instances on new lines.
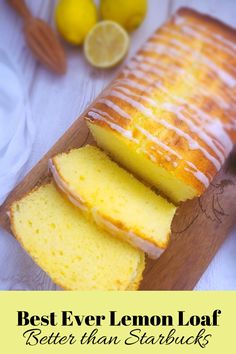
xmin=0 ymin=111 xmax=235 ymax=290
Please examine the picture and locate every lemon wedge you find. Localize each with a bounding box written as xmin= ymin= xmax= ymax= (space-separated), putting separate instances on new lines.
xmin=84 ymin=21 xmax=130 ymax=68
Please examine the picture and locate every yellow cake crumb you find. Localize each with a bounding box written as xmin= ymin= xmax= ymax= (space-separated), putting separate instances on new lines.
xmin=51 ymin=145 xmax=176 ymax=258
xmin=10 ymin=183 xmax=145 ymax=290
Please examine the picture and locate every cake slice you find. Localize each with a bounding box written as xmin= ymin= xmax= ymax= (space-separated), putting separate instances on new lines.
xmin=10 ymin=183 xmax=145 ymax=290
xmin=85 ymin=8 xmax=235 ymax=203
xmin=50 ymin=145 xmax=176 ymax=259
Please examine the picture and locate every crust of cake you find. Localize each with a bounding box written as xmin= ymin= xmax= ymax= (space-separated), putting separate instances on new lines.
xmin=170 ymin=8 xmax=236 ymax=143
xmin=85 ymin=7 xmax=235 ymax=202
xmin=91 ymin=208 xmax=167 ymax=259
xmin=50 ymin=158 xmax=169 ymax=258
xmin=177 ymin=8 xmax=236 ymax=41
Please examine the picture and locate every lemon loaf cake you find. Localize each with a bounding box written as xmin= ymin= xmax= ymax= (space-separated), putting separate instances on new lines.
xmin=49 ymin=146 xmax=176 ymax=259
xmin=85 ymin=8 xmax=235 ymax=204
xmin=10 ymin=183 xmax=145 ymax=290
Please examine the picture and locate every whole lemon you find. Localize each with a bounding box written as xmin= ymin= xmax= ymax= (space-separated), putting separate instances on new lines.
xmin=100 ymin=0 xmax=147 ymax=32
xmin=55 ymin=0 xmax=97 ymax=45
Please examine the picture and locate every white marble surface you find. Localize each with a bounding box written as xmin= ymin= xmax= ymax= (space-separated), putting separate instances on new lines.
xmin=0 ymin=0 xmax=235 ymax=290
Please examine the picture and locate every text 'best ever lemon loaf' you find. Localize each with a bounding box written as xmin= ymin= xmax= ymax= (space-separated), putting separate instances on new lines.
xmin=85 ymin=8 xmax=236 ymax=204
xmin=50 ymin=146 xmax=176 ymax=259
xmin=10 ymin=183 xmax=145 ymax=290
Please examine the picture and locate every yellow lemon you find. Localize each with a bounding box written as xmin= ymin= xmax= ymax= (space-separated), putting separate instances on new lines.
xmin=84 ymin=21 xmax=130 ymax=68
xmin=55 ymin=0 xmax=97 ymax=45
xmin=100 ymin=0 xmax=147 ymax=32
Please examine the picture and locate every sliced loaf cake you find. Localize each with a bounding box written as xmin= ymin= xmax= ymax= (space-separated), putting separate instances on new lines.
xmin=85 ymin=8 xmax=235 ymax=203
xmin=10 ymin=183 xmax=145 ymax=290
xmin=50 ymin=145 xmax=176 ymax=259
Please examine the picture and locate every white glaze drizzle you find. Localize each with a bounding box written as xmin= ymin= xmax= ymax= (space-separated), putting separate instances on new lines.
xmin=159 ymin=58 xmax=232 ymax=110
xmin=90 ymin=107 xmax=117 ymax=122
xmin=123 ymin=59 xmax=230 ymax=114
xmin=135 ymin=54 xmax=187 ymax=76
xmin=109 ymin=89 xmax=155 ymax=118
xmin=113 ymin=86 xmax=158 ymax=107
xmin=111 ymin=73 xmax=226 ymax=167
xmin=211 ymin=31 xmax=236 ymax=51
xmin=136 ymin=125 xmax=210 ymax=186
xmin=110 ymin=82 xmax=225 ymax=169
xmin=184 ymin=164 xmax=209 ymax=188
xmin=173 ymin=15 xmax=236 ymax=50
xmin=143 ymin=127 xmax=210 ymax=186
xmin=135 ymin=125 xmax=182 ymax=159
xmin=158 ymin=91 xmax=231 ymax=156
xmin=143 ymin=41 xmax=236 ymax=88
xmin=176 ymin=17 xmax=236 ymax=52
xmin=131 ymin=49 xmax=235 ymax=122
xmin=115 ymin=78 xmax=152 ymax=93
xmin=159 ymin=114 xmax=221 ymax=169
xmin=97 ymin=98 xmax=131 ymax=120
xmin=122 ymin=68 xmax=156 ymax=84
xmin=174 ymin=103 xmax=232 ymax=153
xmin=129 ymin=57 xmax=186 ymax=84
xmin=142 ymin=147 xmax=178 ymax=168
xmin=127 ymin=60 xmax=169 ymax=79
xmin=180 ymin=26 xmax=236 ymax=59
xmin=121 ymin=68 xmax=228 ymax=163
xmin=87 ymin=111 xmax=136 ymax=141
xmin=200 ymin=55 xmax=236 ymax=88
xmin=163 ymin=103 xmax=227 ymax=163
xmin=173 ymin=14 xmax=185 ymax=26
xmin=143 ymin=149 xmax=157 ymax=162
xmin=155 ymin=32 xmax=236 ymax=71
xmin=154 ymin=31 xmax=236 ymax=74
xmin=143 ymin=42 xmax=181 ymax=57
xmin=161 ymin=25 xmax=231 ymax=55
xmin=204 ymin=119 xmax=233 ymax=154
xmin=125 ymin=60 xmax=177 ymax=85
xmin=90 ymin=100 xmax=211 ymax=187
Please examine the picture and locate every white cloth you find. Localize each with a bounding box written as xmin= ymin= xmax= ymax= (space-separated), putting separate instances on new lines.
xmin=0 ymin=49 xmax=56 ymax=290
xmin=0 ymin=49 xmax=35 ymax=204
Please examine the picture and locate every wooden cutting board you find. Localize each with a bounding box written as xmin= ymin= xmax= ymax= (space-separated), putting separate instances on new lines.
xmin=0 ymin=111 xmax=235 ymax=290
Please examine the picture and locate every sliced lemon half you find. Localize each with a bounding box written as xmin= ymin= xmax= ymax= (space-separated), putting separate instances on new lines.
xmin=84 ymin=20 xmax=130 ymax=68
